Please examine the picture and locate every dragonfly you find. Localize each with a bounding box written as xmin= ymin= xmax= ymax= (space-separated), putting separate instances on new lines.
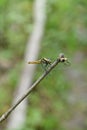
xmin=28 ymin=58 xmax=52 ymax=71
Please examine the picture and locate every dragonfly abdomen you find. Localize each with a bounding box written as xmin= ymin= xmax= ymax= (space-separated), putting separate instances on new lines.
xmin=28 ymin=60 xmax=41 ymax=64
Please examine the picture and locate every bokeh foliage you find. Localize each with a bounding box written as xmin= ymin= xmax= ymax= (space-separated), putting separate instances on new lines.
xmin=0 ymin=0 xmax=87 ymax=130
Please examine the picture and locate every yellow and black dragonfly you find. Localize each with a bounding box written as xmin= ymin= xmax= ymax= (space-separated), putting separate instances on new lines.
xmin=28 ymin=58 xmax=52 ymax=71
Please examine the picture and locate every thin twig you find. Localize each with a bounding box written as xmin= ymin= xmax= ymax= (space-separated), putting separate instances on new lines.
xmin=0 ymin=53 xmax=69 ymax=123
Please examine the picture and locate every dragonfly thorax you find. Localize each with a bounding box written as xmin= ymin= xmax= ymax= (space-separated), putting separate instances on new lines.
xmin=41 ymin=58 xmax=51 ymax=65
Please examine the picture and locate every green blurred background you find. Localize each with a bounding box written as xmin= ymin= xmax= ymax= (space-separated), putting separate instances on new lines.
xmin=0 ymin=0 xmax=87 ymax=130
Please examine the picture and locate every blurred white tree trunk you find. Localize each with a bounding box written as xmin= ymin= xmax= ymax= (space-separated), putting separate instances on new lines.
xmin=6 ymin=0 xmax=46 ymax=129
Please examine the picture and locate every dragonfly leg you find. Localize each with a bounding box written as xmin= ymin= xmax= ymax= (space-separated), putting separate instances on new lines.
xmin=41 ymin=63 xmax=48 ymax=72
